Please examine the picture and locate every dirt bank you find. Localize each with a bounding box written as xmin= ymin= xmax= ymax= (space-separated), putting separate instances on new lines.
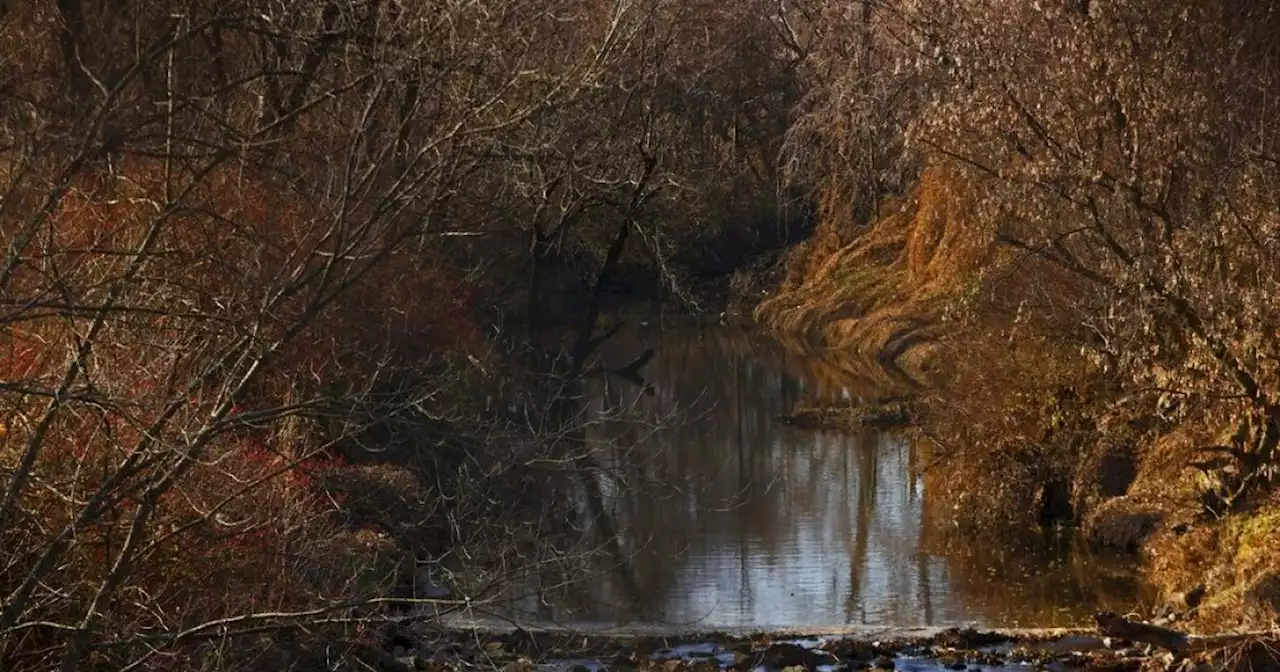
xmin=753 ymin=166 xmax=996 ymax=383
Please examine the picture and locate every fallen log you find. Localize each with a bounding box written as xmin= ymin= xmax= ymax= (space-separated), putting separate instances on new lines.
xmin=1094 ymin=611 xmax=1190 ymax=653
xmin=1095 ymin=611 xmax=1280 ymax=670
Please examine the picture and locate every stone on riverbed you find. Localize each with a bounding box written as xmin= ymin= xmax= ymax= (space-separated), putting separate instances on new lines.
xmin=820 ymin=639 xmax=878 ymax=662
xmin=364 ymin=622 xmax=1280 ymax=672
xmin=761 ymin=642 xmax=838 ymax=669
xmin=932 ymin=626 xmax=1012 ymax=649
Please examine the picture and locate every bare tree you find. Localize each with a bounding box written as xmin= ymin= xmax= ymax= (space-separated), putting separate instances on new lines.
xmin=0 ymin=0 xmax=715 ymax=668
xmin=768 ymin=0 xmax=1280 ymax=525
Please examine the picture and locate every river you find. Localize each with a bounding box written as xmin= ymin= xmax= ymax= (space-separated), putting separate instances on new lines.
xmin=494 ymin=323 xmax=1145 ymax=630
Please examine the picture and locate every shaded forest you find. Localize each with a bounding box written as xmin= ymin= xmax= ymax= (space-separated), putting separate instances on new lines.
xmin=4 ymin=0 xmax=1280 ymax=669
xmin=0 ymin=0 xmax=804 ymax=668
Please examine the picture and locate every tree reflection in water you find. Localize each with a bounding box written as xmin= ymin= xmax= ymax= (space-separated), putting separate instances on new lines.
xmin=505 ymin=325 xmax=1145 ymax=629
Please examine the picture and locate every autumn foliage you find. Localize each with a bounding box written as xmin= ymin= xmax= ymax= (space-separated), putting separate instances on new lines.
xmin=755 ymin=0 xmax=1280 ymax=629
xmin=0 ymin=0 xmax=515 ymax=666
xmin=0 ymin=0 xmax=820 ymax=667
xmin=0 ymin=149 xmax=484 ymax=666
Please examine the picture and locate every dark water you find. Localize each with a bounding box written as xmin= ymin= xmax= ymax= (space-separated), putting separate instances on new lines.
xmin=499 ymin=325 xmax=1144 ymax=630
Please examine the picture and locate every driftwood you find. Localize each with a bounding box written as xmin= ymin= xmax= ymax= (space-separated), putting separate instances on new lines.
xmin=1095 ymin=611 xmax=1280 ymax=667
xmin=1095 ymin=611 xmax=1191 ymax=653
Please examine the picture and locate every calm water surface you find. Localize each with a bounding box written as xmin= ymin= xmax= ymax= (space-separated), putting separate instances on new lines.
xmin=500 ymin=325 xmax=1143 ymax=630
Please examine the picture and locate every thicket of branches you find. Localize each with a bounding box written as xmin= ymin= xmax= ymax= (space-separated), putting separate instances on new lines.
xmin=11 ymin=0 xmax=1278 ymax=665
xmin=785 ymin=0 xmax=1280 ymax=523
xmin=0 ymin=0 xmax=806 ymax=669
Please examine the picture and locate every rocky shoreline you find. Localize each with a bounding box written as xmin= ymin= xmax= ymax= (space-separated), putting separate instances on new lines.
xmin=366 ymin=617 xmax=1279 ymax=672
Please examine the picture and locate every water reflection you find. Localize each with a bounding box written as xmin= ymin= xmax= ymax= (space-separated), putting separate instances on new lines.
xmin=509 ymin=325 xmax=1143 ymax=629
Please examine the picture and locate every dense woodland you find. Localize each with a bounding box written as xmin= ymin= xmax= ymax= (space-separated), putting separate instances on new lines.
xmin=0 ymin=0 xmax=803 ymax=668
xmin=3 ymin=0 xmax=1280 ymax=669
xmin=758 ymin=0 xmax=1280 ymax=632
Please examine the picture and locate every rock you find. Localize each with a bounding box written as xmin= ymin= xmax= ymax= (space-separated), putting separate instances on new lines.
xmin=822 ymin=639 xmax=877 ymax=662
xmin=762 ymin=642 xmax=836 ymax=669
xmin=934 ymin=628 xmax=1011 ymax=649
